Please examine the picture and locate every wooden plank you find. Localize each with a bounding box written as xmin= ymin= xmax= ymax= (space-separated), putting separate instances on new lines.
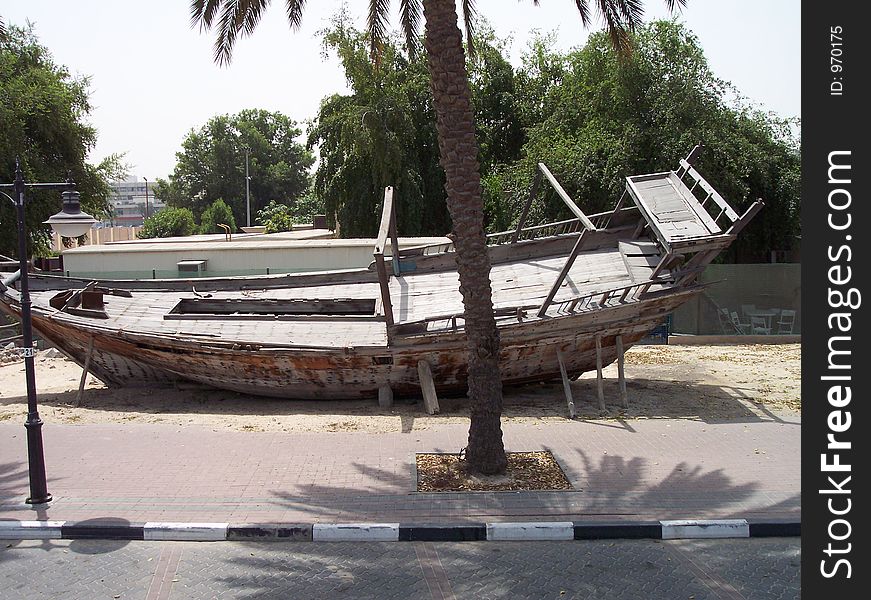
xmin=378 ymin=384 xmax=394 ymax=408
xmin=616 ymin=334 xmax=628 ymax=409
xmin=417 ymin=359 xmax=440 ymax=415
xmin=375 ymin=187 xmax=394 ymax=254
xmin=556 ymin=349 xmax=576 ymax=418
xmin=537 ymin=163 xmax=597 ymax=231
xmin=374 ymin=253 xmax=394 ymax=327
xmin=595 ymin=334 xmax=606 ymax=411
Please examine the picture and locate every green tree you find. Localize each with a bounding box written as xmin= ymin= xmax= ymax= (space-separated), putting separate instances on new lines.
xmin=1 ymin=24 xmax=115 ymax=256
xmin=137 ymin=207 xmax=196 ymax=239
xmin=157 ymin=109 xmax=314 ymax=228
xmin=256 ymin=200 xmax=295 ymax=233
xmin=493 ymin=20 xmax=799 ymax=260
xmin=199 ymin=198 xmax=237 ymax=234
xmin=192 ymin=0 xmax=681 ymax=475
xmin=309 ymin=19 xmax=523 ymax=238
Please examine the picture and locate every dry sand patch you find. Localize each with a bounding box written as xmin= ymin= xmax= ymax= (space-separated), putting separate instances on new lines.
xmin=0 ymin=344 xmax=800 ymax=431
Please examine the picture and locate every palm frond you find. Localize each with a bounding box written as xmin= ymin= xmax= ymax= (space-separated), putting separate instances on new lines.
xmin=398 ymin=0 xmax=422 ymax=56
xmin=574 ymin=0 xmax=592 ymax=28
xmin=285 ymin=0 xmax=306 ymax=30
xmin=190 ymin=0 xmax=222 ymax=30
xmin=190 ymin=0 xmax=272 ymax=66
xmin=664 ymin=0 xmax=687 ymax=12
xmin=462 ymin=0 xmax=478 ymax=57
xmin=368 ymin=0 xmax=391 ymax=65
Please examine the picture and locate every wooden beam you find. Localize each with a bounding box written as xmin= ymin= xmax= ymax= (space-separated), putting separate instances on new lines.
xmin=537 ymin=163 xmax=597 ymax=231
xmin=726 ymin=200 xmax=764 ymax=236
xmin=388 ymin=189 xmax=401 ymax=276
xmin=374 ymin=186 xmax=394 ymax=254
xmin=512 ymin=169 xmax=542 ymax=243
xmin=417 ymin=360 xmax=440 ymax=415
xmin=374 ymin=253 xmax=394 ymax=327
xmin=74 ymin=335 xmax=95 ymax=408
xmin=537 ymin=230 xmax=587 ymax=317
xmin=615 ymin=335 xmax=628 ymax=409
xmin=595 ymin=334 xmax=606 ymax=412
xmin=556 ymin=349 xmax=576 ymax=419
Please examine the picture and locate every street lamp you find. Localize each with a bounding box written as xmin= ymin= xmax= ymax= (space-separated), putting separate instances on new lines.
xmin=143 ymin=176 xmax=149 ymax=221
xmin=244 ymin=147 xmax=251 ymax=228
xmin=0 ymin=159 xmax=97 ymax=504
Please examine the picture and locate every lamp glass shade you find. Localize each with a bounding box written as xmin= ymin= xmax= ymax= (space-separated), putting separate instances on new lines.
xmin=45 ymin=210 xmax=98 ymax=238
xmin=44 ymin=188 xmax=98 ymax=237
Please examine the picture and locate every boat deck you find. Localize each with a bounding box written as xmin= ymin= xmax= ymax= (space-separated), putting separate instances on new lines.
xmin=29 ymin=244 xmax=644 ymax=350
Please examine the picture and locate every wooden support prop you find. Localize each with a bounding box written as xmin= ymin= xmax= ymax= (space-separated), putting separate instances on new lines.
xmin=615 ymin=335 xmax=628 ymax=409
xmin=595 ymin=334 xmax=606 ymax=412
xmin=388 ymin=190 xmax=401 ymax=276
xmin=537 ymin=230 xmax=587 ymax=318
xmin=650 ymin=253 xmax=672 ymax=279
xmin=74 ymin=335 xmax=95 ymax=407
xmin=512 ymin=169 xmax=542 ymax=243
xmin=556 ymin=349 xmax=576 ymax=419
xmin=537 ymin=163 xmax=598 ymax=232
xmin=378 ymin=384 xmax=394 ymax=409
xmin=373 ymin=254 xmax=394 ymax=327
xmin=631 ymin=218 xmax=647 ymax=240
xmin=417 ymin=360 xmax=440 ymax=415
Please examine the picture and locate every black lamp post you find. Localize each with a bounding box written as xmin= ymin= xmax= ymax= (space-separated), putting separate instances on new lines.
xmin=0 ymin=159 xmax=96 ymax=504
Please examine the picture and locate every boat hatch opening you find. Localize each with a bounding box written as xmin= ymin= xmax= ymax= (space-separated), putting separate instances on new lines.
xmin=164 ymin=297 xmax=379 ymax=320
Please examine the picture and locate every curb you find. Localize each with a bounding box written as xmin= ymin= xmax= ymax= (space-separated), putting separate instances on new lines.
xmin=0 ymin=519 xmax=800 ymax=542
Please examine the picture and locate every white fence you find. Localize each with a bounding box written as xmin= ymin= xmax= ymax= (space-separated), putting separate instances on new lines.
xmin=52 ymin=226 xmax=142 ymax=252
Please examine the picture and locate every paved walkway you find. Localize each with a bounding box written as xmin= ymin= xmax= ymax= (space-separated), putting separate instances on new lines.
xmin=0 ymin=416 xmax=799 ymax=524
xmin=0 ymin=538 xmax=802 ymax=600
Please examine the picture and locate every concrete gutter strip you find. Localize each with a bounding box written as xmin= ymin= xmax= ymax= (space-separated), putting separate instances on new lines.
xmin=143 ymin=522 xmax=229 ymax=541
xmin=0 ymin=519 xmax=797 ymax=542
xmin=660 ymin=519 xmax=750 ymax=540
xmin=486 ymin=522 xmax=574 ymax=541
xmin=312 ymin=523 xmax=400 ymax=542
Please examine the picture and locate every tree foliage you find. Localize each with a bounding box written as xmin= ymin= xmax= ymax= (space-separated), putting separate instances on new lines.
xmin=157 ymin=109 xmax=314 ymax=228
xmin=199 ymin=198 xmax=237 ymax=234
xmin=0 ymin=24 xmax=114 ymax=256
xmin=308 ymin=20 xmax=525 ymax=238
xmin=487 ymin=21 xmax=800 ymax=261
xmin=137 ymin=207 xmax=196 ymax=239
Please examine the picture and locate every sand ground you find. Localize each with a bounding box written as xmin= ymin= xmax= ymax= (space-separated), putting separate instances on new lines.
xmin=0 ymin=343 xmax=800 ymax=432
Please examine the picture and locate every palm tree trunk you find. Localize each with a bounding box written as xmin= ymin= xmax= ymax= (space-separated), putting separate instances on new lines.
xmin=422 ymin=0 xmax=507 ymax=475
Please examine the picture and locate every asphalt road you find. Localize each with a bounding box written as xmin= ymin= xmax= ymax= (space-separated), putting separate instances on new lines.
xmin=0 ymin=537 xmax=800 ymax=599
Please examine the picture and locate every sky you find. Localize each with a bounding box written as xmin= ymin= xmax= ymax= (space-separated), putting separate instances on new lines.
xmin=4 ymin=1 xmax=801 ymax=181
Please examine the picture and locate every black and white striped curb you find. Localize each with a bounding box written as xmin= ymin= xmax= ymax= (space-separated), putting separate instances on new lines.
xmin=0 ymin=519 xmax=799 ymax=542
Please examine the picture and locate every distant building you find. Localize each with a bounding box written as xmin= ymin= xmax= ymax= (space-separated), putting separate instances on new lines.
xmin=104 ymin=177 xmax=165 ymax=227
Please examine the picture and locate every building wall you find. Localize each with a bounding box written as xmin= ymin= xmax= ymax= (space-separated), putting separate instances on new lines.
xmin=60 ymin=236 xmax=451 ymax=280
xmin=106 ymin=177 xmax=165 ymax=227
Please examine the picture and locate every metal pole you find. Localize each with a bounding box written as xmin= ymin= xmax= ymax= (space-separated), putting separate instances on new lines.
xmin=143 ymin=177 xmax=149 ymax=220
xmin=13 ymin=163 xmax=52 ymax=504
xmin=245 ymin=148 xmax=251 ymax=228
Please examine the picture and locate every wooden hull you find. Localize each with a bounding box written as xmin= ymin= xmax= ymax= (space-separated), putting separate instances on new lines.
xmin=14 ymin=286 xmax=695 ymax=400
xmin=3 ymin=153 xmax=753 ymax=401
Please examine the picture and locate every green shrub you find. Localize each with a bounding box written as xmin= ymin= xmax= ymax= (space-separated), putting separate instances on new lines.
xmin=199 ymin=199 xmax=237 ymax=234
xmin=137 ymin=207 xmax=196 ymax=239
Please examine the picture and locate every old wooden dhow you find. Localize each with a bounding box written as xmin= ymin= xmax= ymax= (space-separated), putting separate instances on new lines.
xmin=1 ymin=146 xmax=761 ymax=404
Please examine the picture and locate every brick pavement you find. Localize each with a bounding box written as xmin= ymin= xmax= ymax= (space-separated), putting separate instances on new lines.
xmin=0 ymin=538 xmax=802 ymax=599
xmin=0 ymin=417 xmax=799 ymax=523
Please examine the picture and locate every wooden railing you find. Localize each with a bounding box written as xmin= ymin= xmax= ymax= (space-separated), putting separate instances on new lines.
xmin=391 ymin=277 xmax=677 ymax=336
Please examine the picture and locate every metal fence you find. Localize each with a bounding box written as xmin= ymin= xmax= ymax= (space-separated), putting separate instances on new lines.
xmin=671 ymin=263 xmax=801 ymax=335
